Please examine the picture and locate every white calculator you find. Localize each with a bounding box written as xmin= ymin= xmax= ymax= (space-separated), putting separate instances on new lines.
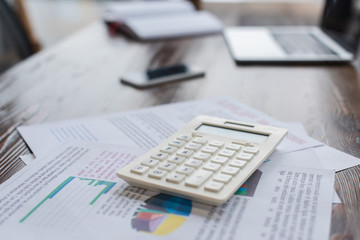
xmin=117 ymin=116 xmax=287 ymax=205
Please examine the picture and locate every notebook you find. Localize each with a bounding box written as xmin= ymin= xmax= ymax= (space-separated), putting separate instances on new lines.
xmin=103 ymin=1 xmax=223 ymax=41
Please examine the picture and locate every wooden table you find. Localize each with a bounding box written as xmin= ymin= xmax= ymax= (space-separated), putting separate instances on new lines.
xmin=0 ymin=3 xmax=359 ymax=239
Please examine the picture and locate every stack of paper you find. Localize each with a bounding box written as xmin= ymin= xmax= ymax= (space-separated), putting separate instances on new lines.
xmin=103 ymin=1 xmax=223 ymax=40
xmin=0 ymin=97 xmax=359 ymax=240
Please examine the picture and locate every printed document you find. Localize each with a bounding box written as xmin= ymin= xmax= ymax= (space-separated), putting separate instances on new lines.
xmin=0 ymin=142 xmax=334 ymax=240
xmin=18 ymin=97 xmax=360 ymax=173
xmin=18 ymin=97 xmax=322 ymax=157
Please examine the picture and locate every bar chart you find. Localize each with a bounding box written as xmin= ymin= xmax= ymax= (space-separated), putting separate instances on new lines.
xmin=20 ymin=176 xmax=116 ymax=230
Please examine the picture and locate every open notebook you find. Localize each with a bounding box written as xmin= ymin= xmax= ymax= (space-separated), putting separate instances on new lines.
xmin=103 ymin=1 xmax=223 ymax=41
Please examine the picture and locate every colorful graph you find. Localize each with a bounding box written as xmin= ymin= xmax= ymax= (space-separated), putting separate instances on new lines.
xmin=132 ymin=193 xmax=192 ymax=235
xmin=235 ymin=169 xmax=262 ymax=197
xmin=20 ymin=176 xmax=115 ymax=228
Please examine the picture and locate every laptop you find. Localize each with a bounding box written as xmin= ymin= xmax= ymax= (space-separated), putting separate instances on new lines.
xmin=223 ymin=0 xmax=360 ymax=64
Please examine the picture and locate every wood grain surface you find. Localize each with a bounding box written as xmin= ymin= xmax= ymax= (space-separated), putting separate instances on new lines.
xmin=0 ymin=3 xmax=359 ymax=239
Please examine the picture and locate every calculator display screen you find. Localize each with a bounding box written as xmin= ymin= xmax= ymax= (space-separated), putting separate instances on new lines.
xmin=196 ymin=124 xmax=268 ymax=143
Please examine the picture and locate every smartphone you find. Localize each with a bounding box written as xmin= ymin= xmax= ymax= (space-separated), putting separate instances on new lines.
xmin=120 ymin=64 xmax=205 ymax=89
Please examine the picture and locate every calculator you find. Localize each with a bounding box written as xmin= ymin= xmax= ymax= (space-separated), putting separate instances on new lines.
xmin=117 ymin=116 xmax=287 ymax=205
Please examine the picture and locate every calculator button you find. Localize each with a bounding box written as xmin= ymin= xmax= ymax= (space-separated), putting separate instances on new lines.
xmin=211 ymin=156 xmax=228 ymax=164
xmin=213 ymin=173 xmax=232 ymax=183
xmin=226 ymin=143 xmax=241 ymax=151
xmin=176 ymin=149 xmax=194 ymax=157
xmin=237 ymin=153 xmax=254 ymax=161
xmin=131 ymin=165 xmax=149 ymax=175
xmin=203 ymin=162 xmax=221 ymax=172
xmin=185 ymin=143 xmax=201 ymax=151
xmin=193 ymin=152 xmax=211 ymax=161
xmin=169 ymin=140 xmax=185 ymax=147
xmin=160 ymin=146 xmax=177 ymax=154
xmin=141 ymin=159 xmax=159 ymax=167
xmin=229 ymin=160 xmax=247 ymax=168
xmin=221 ymin=166 xmax=240 ymax=176
xmin=159 ymin=162 xmax=176 ymax=171
xmin=244 ymin=147 xmax=259 ymax=154
xmin=168 ymin=156 xmax=185 ymax=164
xmin=218 ymin=149 xmax=235 ymax=158
xmin=166 ymin=173 xmax=185 ymax=183
xmin=148 ymin=169 xmax=167 ymax=179
xmin=201 ymin=146 xmax=218 ymax=154
xmin=176 ymin=166 xmax=194 ymax=175
xmin=204 ymin=181 xmax=224 ymax=192
xmin=209 ymin=140 xmax=224 ymax=147
xmin=177 ymin=135 xmax=192 ymax=142
xmin=185 ymin=159 xmax=203 ymax=168
xmin=193 ymin=137 xmax=208 ymax=145
xmin=185 ymin=169 xmax=213 ymax=188
xmin=151 ymin=152 xmax=169 ymax=161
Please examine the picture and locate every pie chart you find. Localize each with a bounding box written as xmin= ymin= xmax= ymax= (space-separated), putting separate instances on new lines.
xmin=131 ymin=193 xmax=192 ymax=235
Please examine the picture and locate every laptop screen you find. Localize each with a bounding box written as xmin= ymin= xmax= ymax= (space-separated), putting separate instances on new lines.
xmin=321 ymin=0 xmax=360 ymax=53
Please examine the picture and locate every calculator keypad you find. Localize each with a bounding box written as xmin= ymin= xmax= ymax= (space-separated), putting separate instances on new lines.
xmin=118 ymin=116 xmax=287 ymax=205
xmin=131 ymin=135 xmax=259 ymax=193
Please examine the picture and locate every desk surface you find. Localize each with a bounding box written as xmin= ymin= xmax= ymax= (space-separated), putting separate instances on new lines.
xmin=0 ymin=3 xmax=359 ymax=239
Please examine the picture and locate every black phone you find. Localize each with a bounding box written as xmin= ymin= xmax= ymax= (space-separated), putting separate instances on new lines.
xmin=120 ymin=64 xmax=205 ymax=89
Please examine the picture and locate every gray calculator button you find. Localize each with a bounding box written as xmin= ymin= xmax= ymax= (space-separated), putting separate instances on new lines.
xmin=237 ymin=153 xmax=254 ymax=161
xmin=148 ymin=169 xmax=167 ymax=179
xmin=211 ymin=156 xmax=228 ymax=164
xmin=221 ymin=166 xmax=239 ymax=176
xmin=185 ymin=159 xmax=203 ymax=168
xmin=160 ymin=146 xmax=177 ymax=154
xmin=193 ymin=137 xmax=208 ymax=145
xmin=159 ymin=162 xmax=176 ymax=171
xmin=169 ymin=140 xmax=185 ymax=147
xmin=185 ymin=143 xmax=201 ymax=151
xmin=209 ymin=140 xmax=224 ymax=147
xmin=166 ymin=173 xmax=185 ymax=183
xmin=243 ymin=147 xmax=259 ymax=154
xmin=185 ymin=169 xmax=213 ymax=188
xmin=131 ymin=165 xmax=149 ymax=175
xmin=218 ymin=149 xmax=235 ymax=158
xmin=226 ymin=143 xmax=241 ymax=151
xmin=213 ymin=174 xmax=232 ymax=183
xmin=204 ymin=181 xmax=224 ymax=192
xmin=176 ymin=149 xmax=194 ymax=157
xmin=203 ymin=162 xmax=221 ymax=172
xmin=229 ymin=159 xmax=247 ymax=168
xmin=193 ymin=152 xmax=211 ymax=161
xmin=141 ymin=159 xmax=159 ymax=167
xmin=177 ymin=135 xmax=192 ymax=142
xmin=168 ymin=156 xmax=185 ymax=164
xmin=176 ymin=166 xmax=194 ymax=175
xmin=202 ymin=146 xmax=218 ymax=154
xmin=151 ymin=152 xmax=169 ymax=161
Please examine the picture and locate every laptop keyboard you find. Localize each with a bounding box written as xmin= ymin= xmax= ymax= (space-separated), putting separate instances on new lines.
xmin=272 ymin=33 xmax=336 ymax=55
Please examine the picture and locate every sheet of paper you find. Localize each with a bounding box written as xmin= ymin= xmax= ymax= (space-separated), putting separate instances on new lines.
xmin=269 ymin=148 xmax=342 ymax=203
xmin=14 ymin=145 xmax=341 ymax=204
xmin=333 ymin=191 xmax=341 ymax=203
xmin=0 ymin=142 xmax=334 ymax=240
xmin=314 ymin=145 xmax=360 ymax=171
xmin=18 ymin=97 xmax=322 ymax=158
xmin=19 ymin=154 xmax=36 ymax=165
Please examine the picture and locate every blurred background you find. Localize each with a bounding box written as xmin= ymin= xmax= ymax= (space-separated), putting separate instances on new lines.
xmin=0 ymin=0 xmax=322 ymax=74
